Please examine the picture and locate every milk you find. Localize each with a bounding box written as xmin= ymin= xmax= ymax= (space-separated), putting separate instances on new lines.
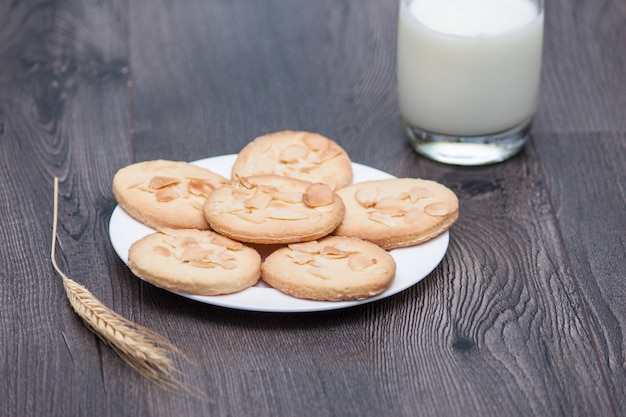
xmin=397 ymin=0 xmax=544 ymax=137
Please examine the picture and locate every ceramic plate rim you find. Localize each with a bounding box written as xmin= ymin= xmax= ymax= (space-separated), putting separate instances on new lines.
xmin=108 ymin=154 xmax=450 ymax=313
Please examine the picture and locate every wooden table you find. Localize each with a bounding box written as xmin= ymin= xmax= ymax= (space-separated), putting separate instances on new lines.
xmin=1 ymin=0 xmax=624 ymax=416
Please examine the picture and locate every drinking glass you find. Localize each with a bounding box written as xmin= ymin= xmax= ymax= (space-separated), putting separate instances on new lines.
xmin=397 ymin=0 xmax=544 ymax=165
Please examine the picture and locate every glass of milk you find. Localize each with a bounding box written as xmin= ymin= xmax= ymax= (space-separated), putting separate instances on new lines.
xmin=397 ymin=0 xmax=544 ymax=165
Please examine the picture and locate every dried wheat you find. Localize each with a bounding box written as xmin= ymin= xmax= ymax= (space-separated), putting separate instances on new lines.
xmin=50 ymin=177 xmax=199 ymax=395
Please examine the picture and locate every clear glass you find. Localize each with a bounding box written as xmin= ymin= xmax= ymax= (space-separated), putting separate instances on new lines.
xmin=397 ymin=0 xmax=544 ymax=165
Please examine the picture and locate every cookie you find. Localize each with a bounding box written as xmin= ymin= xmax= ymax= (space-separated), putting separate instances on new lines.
xmin=231 ymin=130 xmax=353 ymax=190
xmin=261 ymin=236 xmax=396 ymax=301
xmin=112 ymin=160 xmax=228 ymax=230
xmin=333 ymin=178 xmax=458 ymax=249
xmin=127 ymin=228 xmax=261 ymax=295
xmin=203 ymin=175 xmax=345 ymax=244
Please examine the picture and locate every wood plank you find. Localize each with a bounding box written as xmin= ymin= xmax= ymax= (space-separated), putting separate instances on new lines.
xmin=0 ymin=0 xmax=621 ymax=415
xmin=0 ymin=0 xmax=139 ymax=416
xmin=127 ymin=0 xmax=402 ymax=168
xmin=367 ymin=144 xmax=615 ymax=417
xmin=531 ymin=0 xmax=626 ymax=409
xmin=109 ymin=143 xmax=616 ymax=417
xmin=535 ymin=0 xmax=626 ymax=133
xmin=125 ymin=0 xmax=619 ymax=416
xmin=532 ymin=131 xmax=626 ymax=414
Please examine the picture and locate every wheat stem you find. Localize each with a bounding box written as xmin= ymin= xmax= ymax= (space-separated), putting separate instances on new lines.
xmin=50 ymin=177 xmax=197 ymax=394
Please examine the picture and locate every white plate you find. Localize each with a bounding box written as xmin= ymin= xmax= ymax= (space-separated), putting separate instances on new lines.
xmin=109 ymin=154 xmax=450 ymax=313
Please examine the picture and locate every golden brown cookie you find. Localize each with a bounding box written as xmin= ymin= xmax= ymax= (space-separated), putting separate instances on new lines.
xmin=203 ymin=175 xmax=345 ymax=244
xmin=112 ymin=160 xmax=228 ymax=230
xmin=334 ymin=178 xmax=458 ymax=249
xmin=231 ymin=130 xmax=353 ymax=190
xmin=261 ymin=236 xmax=396 ymax=301
xmin=127 ymin=228 xmax=261 ymax=295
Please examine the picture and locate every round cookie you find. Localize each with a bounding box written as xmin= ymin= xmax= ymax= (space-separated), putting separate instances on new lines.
xmin=203 ymin=175 xmax=345 ymax=244
xmin=261 ymin=236 xmax=396 ymax=301
xmin=127 ymin=228 xmax=261 ymax=295
xmin=334 ymin=178 xmax=458 ymax=249
xmin=231 ymin=130 xmax=353 ymax=190
xmin=112 ymin=160 xmax=228 ymax=230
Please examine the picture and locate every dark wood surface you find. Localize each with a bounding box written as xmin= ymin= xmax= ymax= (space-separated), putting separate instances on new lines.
xmin=1 ymin=0 xmax=624 ymax=416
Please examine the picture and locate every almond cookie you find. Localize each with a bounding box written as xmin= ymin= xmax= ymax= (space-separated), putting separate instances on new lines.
xmin=334 ymin=178 xmax=458 ymax=249
xmin=231 ymin=130 xmax=353 ymax=190
xmin=112 ymin=160 xmax=228 ymax=230
xmin=261 ymin=236 xmax=396 ymax=301
xmin=203 ymin=175 xmax=345 ymax=244
xmin=127 ymin=228 xmax=261 ymax=295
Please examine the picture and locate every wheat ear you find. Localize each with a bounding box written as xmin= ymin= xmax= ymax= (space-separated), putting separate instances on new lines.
xmin=50 ymin=177 xmax=188 ymax=391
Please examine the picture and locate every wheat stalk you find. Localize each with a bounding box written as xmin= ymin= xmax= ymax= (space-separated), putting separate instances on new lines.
xmin=50 ymin=177 xmax=196 ymax=393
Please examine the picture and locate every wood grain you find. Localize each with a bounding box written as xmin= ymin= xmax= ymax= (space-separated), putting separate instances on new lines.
xmin=124 ymin=1 xmax=624 ymax=416
xmin=536 ymin=0 xmax=626 ymax=133
xmin=532 ymin=131 xmax=626 ymax=415
xmin=0 ymin=0 xmax=136 ymax=415
xmin=0 ymin=0 xmax=623 ymax=416
xmin=127 ymin=0 xmax=403 ymax=168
